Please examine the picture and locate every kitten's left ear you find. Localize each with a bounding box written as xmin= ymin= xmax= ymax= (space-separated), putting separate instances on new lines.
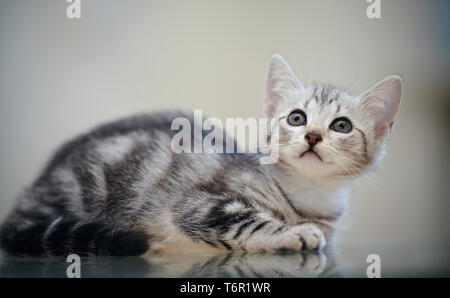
xmin=360 ymin=75 xmax=403 ymax=138
xmin=265 ymin=54 xmax=302 ymax=117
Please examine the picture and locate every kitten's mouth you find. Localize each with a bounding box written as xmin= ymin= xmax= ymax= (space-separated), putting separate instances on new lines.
xmin=300 ymin=149 xmax=323 ymax=162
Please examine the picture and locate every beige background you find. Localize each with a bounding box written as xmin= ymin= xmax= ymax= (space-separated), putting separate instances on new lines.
xmin=0 ymin=0 xmax=449 ymax=249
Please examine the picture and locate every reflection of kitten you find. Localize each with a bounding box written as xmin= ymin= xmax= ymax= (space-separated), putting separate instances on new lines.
xmin=0 ymin=55 xmax=402 ymax=256
xmin=181 ymin=252 xmax=335 ymax=278
xmin=144 ymin=251 xmax=338 ymax=278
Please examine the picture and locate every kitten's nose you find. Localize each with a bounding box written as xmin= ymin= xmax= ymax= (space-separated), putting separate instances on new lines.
xmin=305 ymin=133 xmax=322 ymax=148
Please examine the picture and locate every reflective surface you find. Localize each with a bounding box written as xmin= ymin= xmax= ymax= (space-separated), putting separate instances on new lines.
xmin=1 ymin=245 xmax=449 ymax=278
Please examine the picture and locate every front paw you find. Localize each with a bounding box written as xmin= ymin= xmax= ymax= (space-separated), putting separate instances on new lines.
xmin=278 ymin=224 xmax=326 ymax=251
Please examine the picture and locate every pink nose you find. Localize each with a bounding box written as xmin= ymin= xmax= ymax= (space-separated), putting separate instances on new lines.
xmin=305 ymin=133 xmax=322 ymax=147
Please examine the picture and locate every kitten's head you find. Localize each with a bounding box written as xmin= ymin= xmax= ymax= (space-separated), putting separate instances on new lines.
xmin=265 ymin=54 xmax=403 ymax=180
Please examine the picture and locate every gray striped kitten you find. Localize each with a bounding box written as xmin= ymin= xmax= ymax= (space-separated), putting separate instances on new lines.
xmin=0 ymin=54 xmax=403 ymax=256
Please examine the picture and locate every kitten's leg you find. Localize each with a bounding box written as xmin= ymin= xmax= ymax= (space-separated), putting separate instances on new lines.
xmin=228 ymin=219 xmax=326 ymax=252
xmin=176 ymin=198 xmax=327 ymax=252
xmin=183 ymin=205 xmax=327 ymax=251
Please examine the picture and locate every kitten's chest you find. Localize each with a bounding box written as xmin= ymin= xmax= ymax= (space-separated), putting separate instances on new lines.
xmin=287 ymin=185 xmax=348 ymax=220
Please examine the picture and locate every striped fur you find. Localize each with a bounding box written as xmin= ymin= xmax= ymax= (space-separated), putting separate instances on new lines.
xmin=0 ymin=55 xmax=402 ymax=256
xmin=0 ymin=111 xmax=333 ymax=255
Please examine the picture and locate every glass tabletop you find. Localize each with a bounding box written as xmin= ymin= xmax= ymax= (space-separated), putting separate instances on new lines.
xmin=1 ymin=245 xmax=449 ymax=278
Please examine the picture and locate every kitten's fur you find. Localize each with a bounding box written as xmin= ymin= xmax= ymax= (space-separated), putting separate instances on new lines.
xmin=0 ymin=55 xmax=402 ymax=256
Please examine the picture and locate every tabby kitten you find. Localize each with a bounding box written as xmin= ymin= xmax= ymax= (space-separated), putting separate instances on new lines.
xmin=0 ymin=54 xmax=402 ymax=256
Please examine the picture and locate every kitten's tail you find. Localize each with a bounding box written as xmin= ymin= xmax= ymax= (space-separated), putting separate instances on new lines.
xmin=0 ymin=213 xmax=149 ymax=257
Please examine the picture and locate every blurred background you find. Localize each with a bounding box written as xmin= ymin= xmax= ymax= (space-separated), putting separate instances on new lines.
xmin=0 ymin=0 xmax=449 ymax=258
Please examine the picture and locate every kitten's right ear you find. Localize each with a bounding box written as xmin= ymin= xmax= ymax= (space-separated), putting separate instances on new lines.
xmin=265 ymin=54 xmax=302 ymax=117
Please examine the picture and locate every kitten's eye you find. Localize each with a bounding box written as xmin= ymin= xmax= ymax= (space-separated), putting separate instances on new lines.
xmin=287 ymin=110 xmax=307 ymax=126
xmin=330 ymin=117 xmax=352 ymax=133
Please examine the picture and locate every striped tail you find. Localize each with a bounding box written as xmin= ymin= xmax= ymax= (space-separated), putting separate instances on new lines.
xmin=0 ymin=215 xmax=150 ymax=256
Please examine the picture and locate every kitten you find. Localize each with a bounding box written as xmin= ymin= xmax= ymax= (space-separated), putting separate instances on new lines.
xmin=0 ymin=54 xmax=402 ymax=256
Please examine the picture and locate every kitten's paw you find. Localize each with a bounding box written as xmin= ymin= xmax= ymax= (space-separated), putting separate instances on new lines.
xmin=278 ymin=224 xmax=326 ymax=251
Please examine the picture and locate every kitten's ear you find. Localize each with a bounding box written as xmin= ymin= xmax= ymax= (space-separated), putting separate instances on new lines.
xmin=265 ymin=54 xmax=302 ymax=117
xmin=360 ymin=75 xmax=403 ymax=138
